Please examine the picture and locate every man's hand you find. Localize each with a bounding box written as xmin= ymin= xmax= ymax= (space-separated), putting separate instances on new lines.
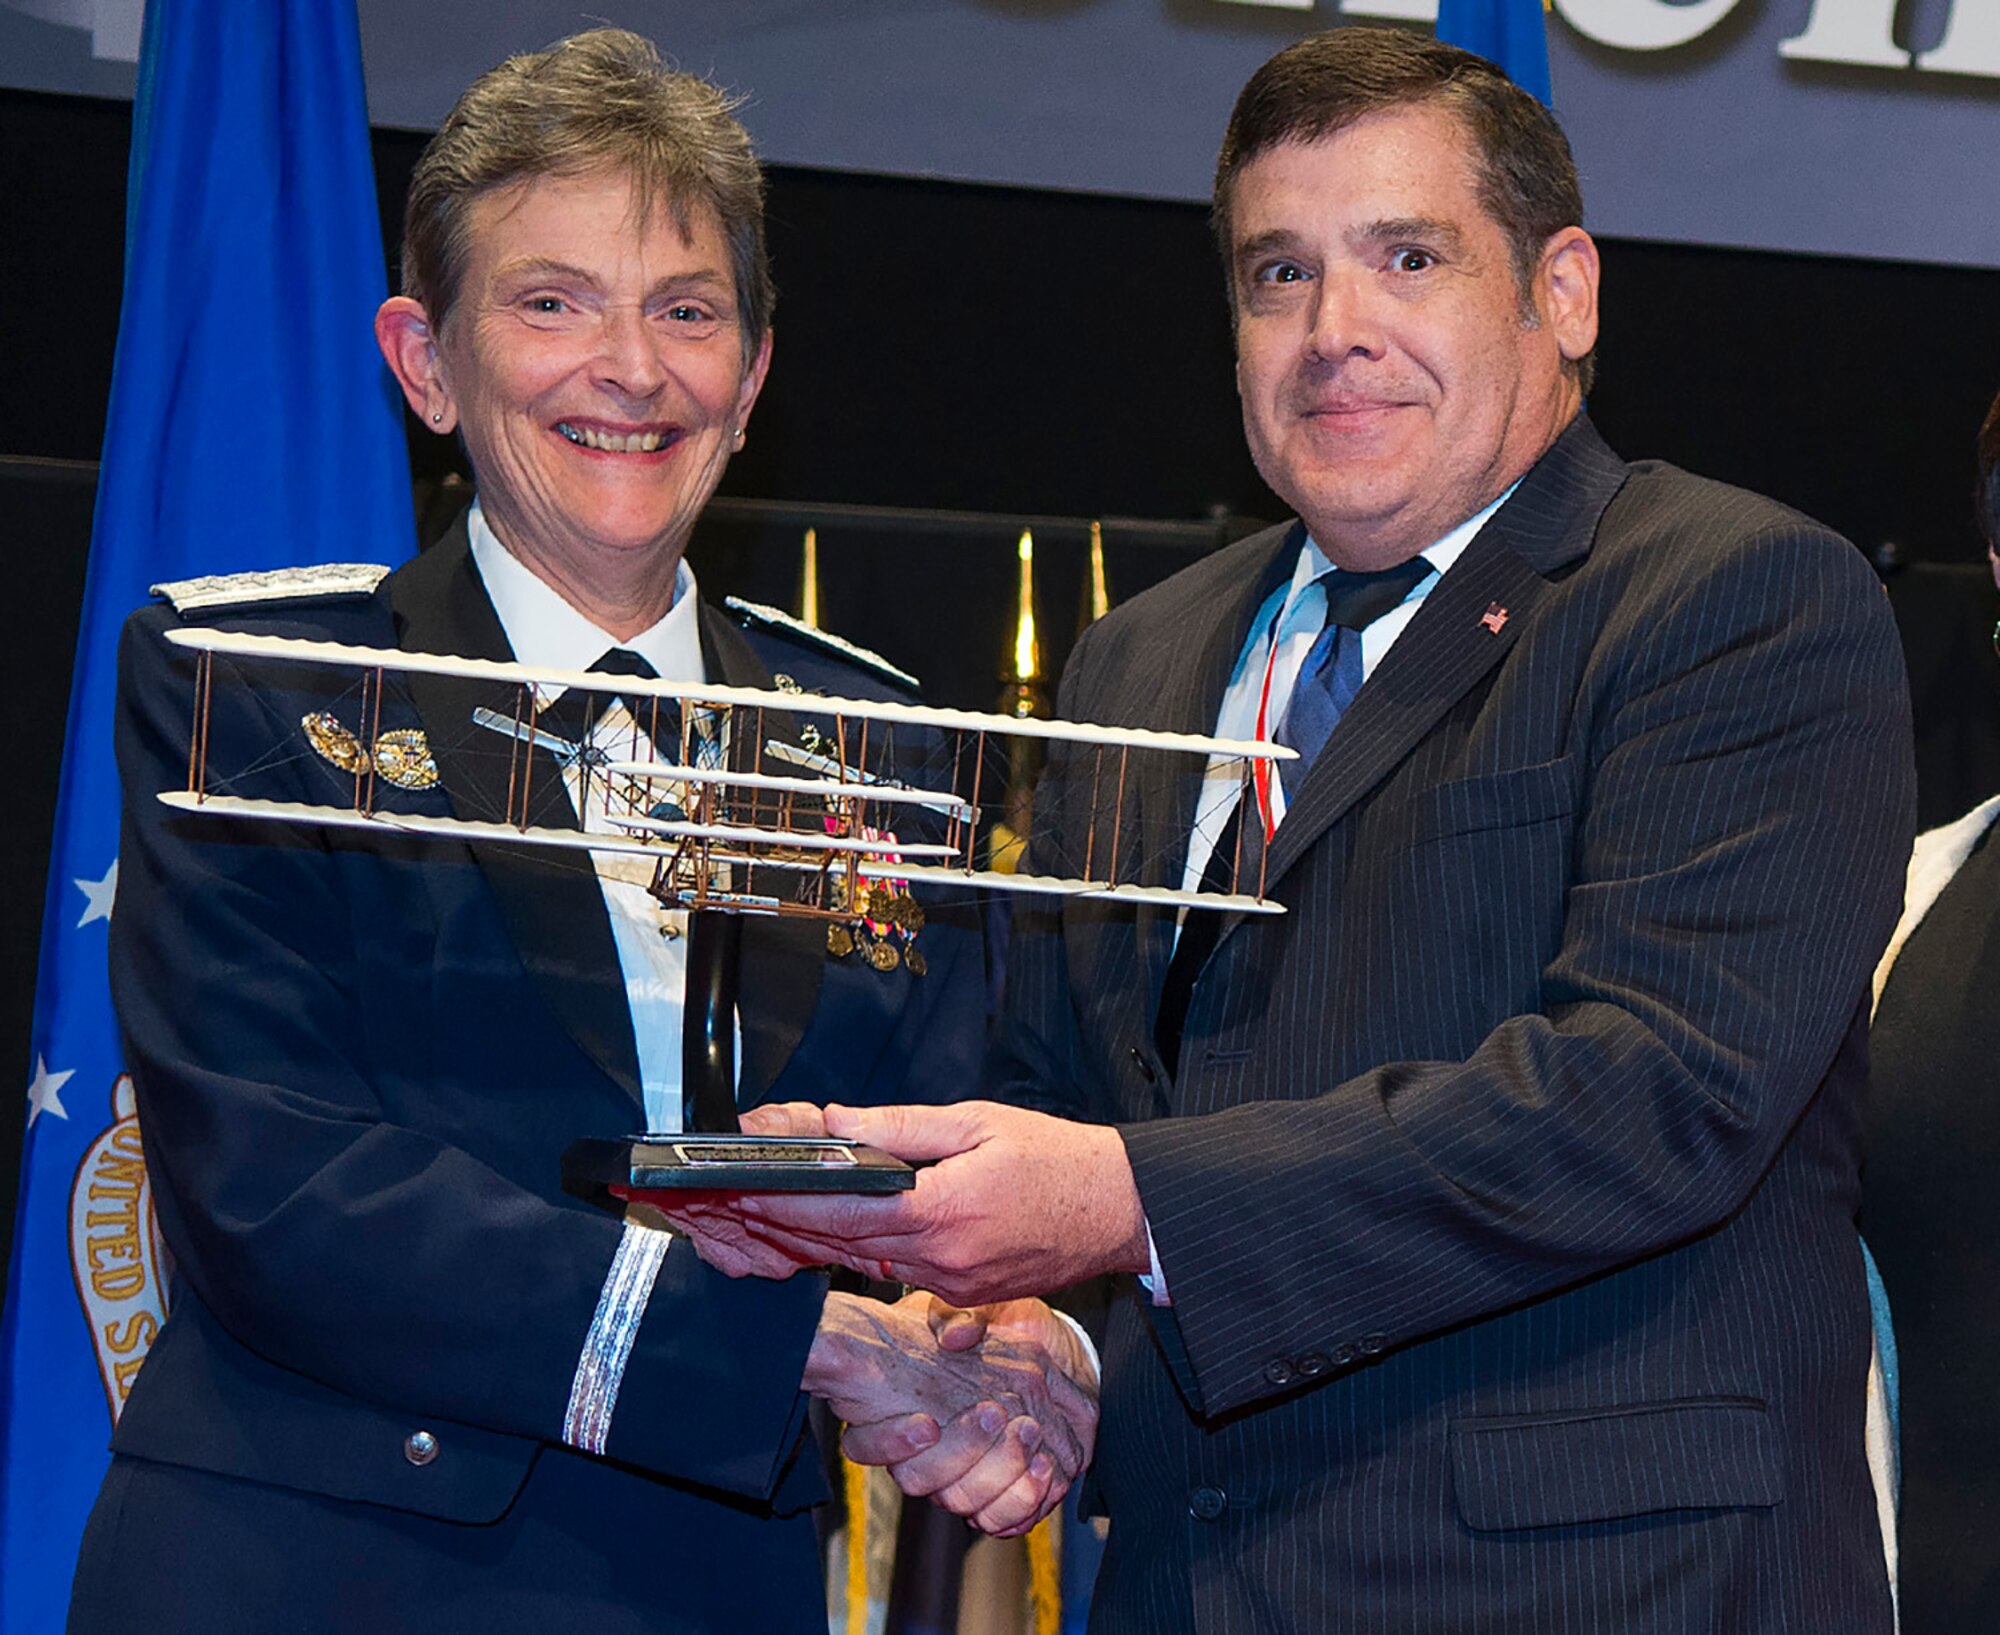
xmin=807 ymin=1289 xmax=1098 ymax=1535
xmin=708 ymin=1101 xmax=1152 ymax=1306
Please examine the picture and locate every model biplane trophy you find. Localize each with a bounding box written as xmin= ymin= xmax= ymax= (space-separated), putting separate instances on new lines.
xmin=157 ymin=625 xmax=1292 ymax=1195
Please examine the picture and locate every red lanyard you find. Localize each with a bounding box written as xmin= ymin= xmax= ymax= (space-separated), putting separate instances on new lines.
xmin=1249 ymin=598 xmax=1293 ymax=837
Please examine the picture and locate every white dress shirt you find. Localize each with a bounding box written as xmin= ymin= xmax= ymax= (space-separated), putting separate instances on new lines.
xmin=467 ymin=501 xmax=722 ymax=1134
xmin=1177 ymin=491 xmax=1510 ymax=899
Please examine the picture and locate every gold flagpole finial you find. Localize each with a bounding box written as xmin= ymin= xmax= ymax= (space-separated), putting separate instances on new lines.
xmin=797 ymin=527 xmax=821 ymax=628
xmin=1086 ymin=520 xmax=1111 ymax=624
xmin=1009 ymin=528 xmax=1040 ymax=698
xmin=990 ymin=527 xmax=1049 ymax=875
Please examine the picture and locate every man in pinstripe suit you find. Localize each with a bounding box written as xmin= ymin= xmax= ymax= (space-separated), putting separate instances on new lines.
xmin=692 ymin=29 xmax=1914 ymax=1631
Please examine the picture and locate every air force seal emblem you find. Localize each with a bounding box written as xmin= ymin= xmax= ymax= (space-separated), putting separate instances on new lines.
xmin=68 ymin=1075 xmax=173 ymax=1421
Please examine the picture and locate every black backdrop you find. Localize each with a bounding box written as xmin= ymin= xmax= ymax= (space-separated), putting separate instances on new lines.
xmin=6 ymin=85 xmax=2000 ymax=1288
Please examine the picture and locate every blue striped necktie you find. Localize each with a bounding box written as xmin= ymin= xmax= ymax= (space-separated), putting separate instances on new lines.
xmin=1273 ymin=556 xmax=1433 ymax=800
xmin=1154 ymin=554 xmax=1433 ymax=1075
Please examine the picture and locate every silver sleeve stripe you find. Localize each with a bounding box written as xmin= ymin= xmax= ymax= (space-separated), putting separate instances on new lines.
xmin=563 ymin=1220 xmax=673 ymax=1455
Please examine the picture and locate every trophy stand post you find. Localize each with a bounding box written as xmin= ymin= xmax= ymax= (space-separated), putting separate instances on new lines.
xmin=682 ymin=908 xmax=743 ymax=1134
xmin=561 ymin=899 xmax=914 ymax=1201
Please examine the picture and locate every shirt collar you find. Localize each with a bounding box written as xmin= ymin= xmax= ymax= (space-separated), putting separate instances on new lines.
xmin=1292 ymin=481 xmax=1517 ymax=605
xmin=466 ymin=499 xmax=706 ymax=689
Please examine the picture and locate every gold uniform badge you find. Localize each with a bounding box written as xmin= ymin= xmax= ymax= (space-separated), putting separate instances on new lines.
xmin=302 ymin=712 xmax=368 ymax=774
xmin=372 ymin=728 xmax=440 ymax=791
xmin=302 ymin=714 xmax=439 ymax=790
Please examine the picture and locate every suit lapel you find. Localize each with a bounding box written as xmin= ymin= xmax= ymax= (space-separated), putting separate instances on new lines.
xmin=1259 ymin=543 xmax=1544 ymax=886
xmin=1243 ymin=415 xmax=1631 ymax=922
xmin=390 ymin=523 xmax=645 ymax=1106
xmin=1130 ymin=524 xmax=1301 ymax=1012
xmin=699 ymin=605 xmax=827 ymax=1107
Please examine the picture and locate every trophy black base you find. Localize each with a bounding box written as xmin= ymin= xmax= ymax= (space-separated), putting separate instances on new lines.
xmin=563 ymin=1134 xmax=916 ymax=1204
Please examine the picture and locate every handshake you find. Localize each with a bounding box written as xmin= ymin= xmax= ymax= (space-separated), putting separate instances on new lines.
xmin=803 ymin=1288 xmax=1097 ymax=1537
xmin=663 ymin=1098 xmax=1154 ymax=1535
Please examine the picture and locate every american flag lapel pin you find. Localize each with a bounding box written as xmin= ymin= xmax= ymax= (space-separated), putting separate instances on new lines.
xmin=1480 ymin=602 xmax=1509 ymax=634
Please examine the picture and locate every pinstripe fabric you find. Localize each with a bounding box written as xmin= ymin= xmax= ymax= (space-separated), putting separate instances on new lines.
xmin=990 ymin=418 xmax=1914 ymax=1634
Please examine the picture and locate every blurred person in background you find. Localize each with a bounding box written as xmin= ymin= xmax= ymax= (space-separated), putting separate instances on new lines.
xmin=1864 ymin=386 xmax=2000 ymax=1635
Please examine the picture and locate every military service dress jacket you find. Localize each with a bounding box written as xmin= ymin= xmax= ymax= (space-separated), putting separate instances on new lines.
xmin=71 ymin=521 xmax=986 ymax=1635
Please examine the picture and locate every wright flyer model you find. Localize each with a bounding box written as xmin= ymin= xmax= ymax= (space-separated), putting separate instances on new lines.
xmin=159 ymin=627 xmax=1295 ymax=923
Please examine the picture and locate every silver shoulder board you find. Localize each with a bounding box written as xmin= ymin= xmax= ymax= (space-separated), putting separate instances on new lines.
xmin=724 ymin=596 xmax=920 ymax=691
xmin=152 ymin=563 xmax=392 ymax=614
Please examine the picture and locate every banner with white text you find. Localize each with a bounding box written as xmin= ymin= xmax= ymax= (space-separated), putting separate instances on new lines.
xmin=1 ymin=0 xmax=1992 ymax=269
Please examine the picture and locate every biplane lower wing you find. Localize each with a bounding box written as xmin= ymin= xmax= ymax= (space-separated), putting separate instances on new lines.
xmin=607 ymin=812 xmax=960 ymax=859
xmin=156 ymin=794 xmax=1286 ymax=915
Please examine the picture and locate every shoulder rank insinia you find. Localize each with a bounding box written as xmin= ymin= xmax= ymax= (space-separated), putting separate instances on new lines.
xmin=724 ymin=596 xmax=920 ymax=692
xmin=151 ymin=562 xmax=392 ymax=615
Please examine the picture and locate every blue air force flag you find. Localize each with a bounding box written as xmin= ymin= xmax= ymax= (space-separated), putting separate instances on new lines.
xmin=1436 ymin=0 xmax=1555 ymax=104
xmin=0 ymin=3 xmax=413 ymax=1626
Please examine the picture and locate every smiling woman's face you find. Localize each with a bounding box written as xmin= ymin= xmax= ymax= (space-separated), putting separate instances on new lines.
xmin=417 ymin=167 xmax=769 ymax=591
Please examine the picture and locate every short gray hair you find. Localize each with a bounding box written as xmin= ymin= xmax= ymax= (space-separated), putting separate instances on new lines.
xmin=402 ymin=28 xmax=773 ymax=365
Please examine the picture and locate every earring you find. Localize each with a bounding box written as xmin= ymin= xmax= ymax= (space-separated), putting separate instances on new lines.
xmin=431 ymin=410 xmax=444 ymax=425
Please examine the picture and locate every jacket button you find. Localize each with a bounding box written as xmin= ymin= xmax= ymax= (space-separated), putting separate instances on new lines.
xmin=1357 ymin=1333 xmax=1387 ymax=1357
xmin=1128 ymin=1047 xmax=1158 ymax=1084
xmin=403 ymin=1430 xmax=440 ymax=1467
xmin=1263 ymin=1358 xmax=1296 ymax=1387
xmin=1331 ymin=1341 xmax=1359 ymax=1367
xmin=1296 ymin=1351 xmax=1330 ymax=1378
xmin=1188 ymin=1485 xmax=1228 ymax=1521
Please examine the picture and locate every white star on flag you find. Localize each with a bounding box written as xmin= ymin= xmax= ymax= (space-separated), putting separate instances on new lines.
xmin=26 ymin=1056 xmax=75 ymax=1127
xmin=75 ymin=857 xmax=119 ymax=927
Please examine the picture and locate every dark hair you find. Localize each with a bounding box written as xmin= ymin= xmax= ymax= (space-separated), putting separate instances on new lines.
xmin=1979 ymin=389 xmax=2000 ymax=550
xmin=1214 ymin=26 xmax=1592 ymax=389
xmin=402 ymin=28 xmax=773 ymax=366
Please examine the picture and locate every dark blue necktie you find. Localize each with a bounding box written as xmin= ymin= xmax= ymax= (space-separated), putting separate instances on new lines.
xmin=592 ymin=646 xmax=658 ymax=681
xmin=590 ymin=646 xmax=677 ymax=750
xmin=537 ymin=646 xmax=669 ymax=751
xmin=1273 ymin=557 xmax=1433 ymax=802
xmin=583 ymin=647 xmax=702 ymax=820
xmin=527 ymin=648 xmax=680 ymax=825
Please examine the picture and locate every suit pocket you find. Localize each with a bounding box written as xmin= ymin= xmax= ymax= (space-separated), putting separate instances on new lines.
xmin=1403 ymin=754 xmax=1579 ymax=845
xmin=1450 ymin=1397 xmax=1782 ymax=1531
